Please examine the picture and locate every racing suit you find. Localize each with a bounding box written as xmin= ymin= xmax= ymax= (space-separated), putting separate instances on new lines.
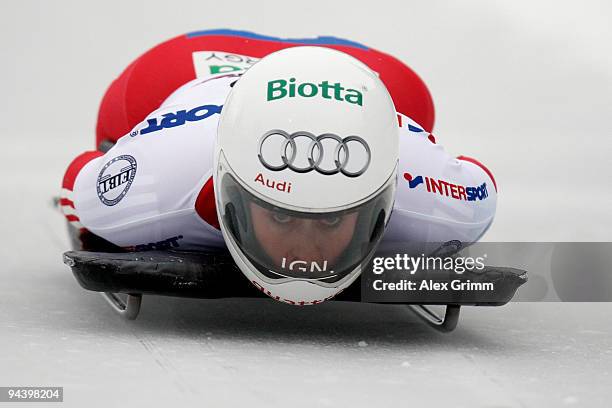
xmin=60 ymin=30 xmax=497 ymax=252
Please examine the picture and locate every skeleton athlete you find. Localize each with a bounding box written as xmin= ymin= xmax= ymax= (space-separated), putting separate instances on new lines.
xmin=59 ymin=30 xmax=497 ymax=304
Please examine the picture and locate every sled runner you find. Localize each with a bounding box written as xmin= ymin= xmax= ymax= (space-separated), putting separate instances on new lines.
xmin=62 ymin=248 xmax=527 ymax=332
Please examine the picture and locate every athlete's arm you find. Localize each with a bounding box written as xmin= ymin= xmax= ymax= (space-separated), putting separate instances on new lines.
xmin=59 ymin=76 xmax=238 ymax=251
xmin=385 ymin=113 xmax=497 ymax=246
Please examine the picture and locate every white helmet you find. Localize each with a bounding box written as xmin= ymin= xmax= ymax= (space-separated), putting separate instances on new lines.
xmin=214 ymin=46 xmax=399 ymax=305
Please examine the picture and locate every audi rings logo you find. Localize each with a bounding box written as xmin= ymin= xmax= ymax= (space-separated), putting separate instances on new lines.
xmin=257 ymin=130 xmax=371 ymax=177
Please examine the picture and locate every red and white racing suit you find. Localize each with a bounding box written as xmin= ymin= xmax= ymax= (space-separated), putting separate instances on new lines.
xmin=59 ymin=30 xmax=497 ymax=252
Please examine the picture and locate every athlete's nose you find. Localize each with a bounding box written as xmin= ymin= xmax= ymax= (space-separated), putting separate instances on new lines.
xmin=284 ymin=220 xmax=326 ymax=262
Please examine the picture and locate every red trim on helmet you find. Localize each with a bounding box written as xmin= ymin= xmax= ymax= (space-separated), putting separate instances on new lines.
xmin=457 ymin=155 xmax=498 ymax=192
xmin=195 ymin=176 xmax=220 ymax=229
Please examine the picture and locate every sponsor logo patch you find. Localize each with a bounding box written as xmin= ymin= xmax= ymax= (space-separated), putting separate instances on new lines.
xmin=97 ymin=155 xmax=137 ymax=206
xmin=124 ymin=235 xmax=184 ymax=252
xmin=134 ymin=104 xmax=223 ymax=136
xmin=257 ymin=130 xmax=370 ymax=177
xmin=192 ymin=51 xmax=259 ymax=77
xmin=254 ymin=173 xmax=292 ymax=193
xmin=267 ymin=78 xmax=363 ymax=106
xmin=403 ymin=172 xmax=489 ymax=201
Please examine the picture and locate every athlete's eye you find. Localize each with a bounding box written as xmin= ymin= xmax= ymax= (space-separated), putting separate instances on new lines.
xmin=319 ymin=216 xmax=342 ymax=228
xmin=271 ymin=213 xmax=292 ymax=224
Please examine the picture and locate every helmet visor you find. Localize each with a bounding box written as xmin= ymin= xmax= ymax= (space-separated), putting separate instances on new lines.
xmin=217 ymin=170 xmax=395 ymax=287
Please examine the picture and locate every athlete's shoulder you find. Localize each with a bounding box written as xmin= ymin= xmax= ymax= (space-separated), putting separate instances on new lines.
xmin=96 ymin=29 xmax=435 ymax=147
xmin=161 ymin=73 xmax=240 ymax=108
xmin=115 ymin=73 xmax=236 ymax=143
xmin=387 ymin=113 xmax=497 ymax=243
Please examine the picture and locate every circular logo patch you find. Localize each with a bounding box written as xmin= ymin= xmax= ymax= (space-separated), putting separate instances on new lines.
xmin=96 ymin=155 xmax=137 ymax=206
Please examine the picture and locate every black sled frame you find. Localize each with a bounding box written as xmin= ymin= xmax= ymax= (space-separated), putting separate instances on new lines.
xmin=62 ymin=249 xmax=526 ymax=333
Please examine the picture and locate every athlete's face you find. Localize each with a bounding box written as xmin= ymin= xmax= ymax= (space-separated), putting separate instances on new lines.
xmin=249 ymin=202 xmax=358 ymax=269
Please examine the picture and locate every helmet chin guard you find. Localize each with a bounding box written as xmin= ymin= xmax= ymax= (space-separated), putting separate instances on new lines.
xmin=214 ymin=46 xmax=399 ymax=305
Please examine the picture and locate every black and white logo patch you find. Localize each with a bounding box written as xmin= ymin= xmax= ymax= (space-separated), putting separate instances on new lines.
xmin=96 ymin=155 xmax=137 ymax=206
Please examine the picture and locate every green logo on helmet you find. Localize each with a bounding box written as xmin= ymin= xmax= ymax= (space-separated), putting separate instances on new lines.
xmin=267 ymin=78 xmax=363 ymax=106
